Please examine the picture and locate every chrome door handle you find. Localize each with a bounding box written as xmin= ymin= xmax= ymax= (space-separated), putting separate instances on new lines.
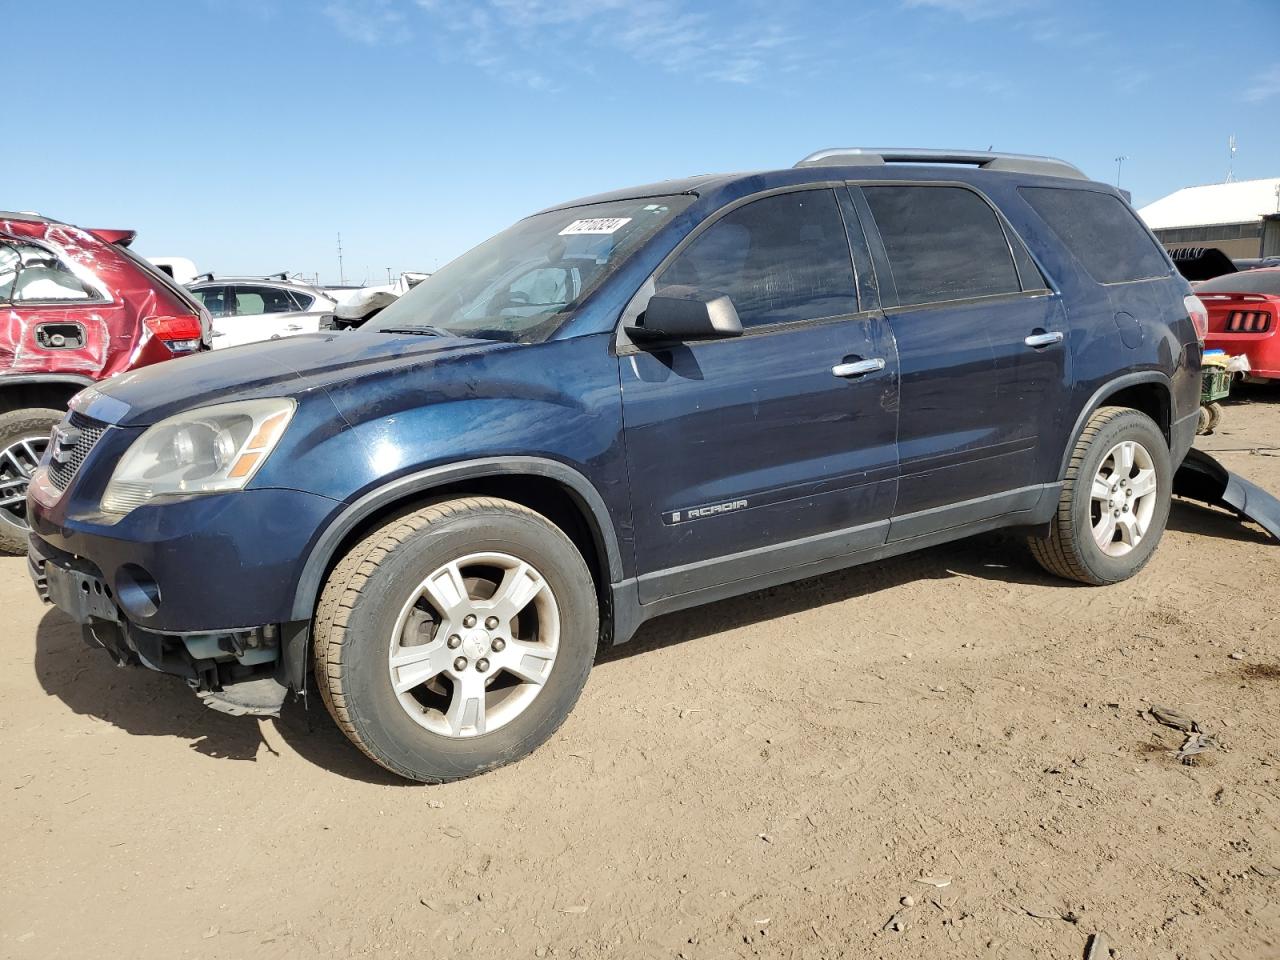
xmin=286 ymin=324 xmax=303 ymax=331
xmin=1024 ymin=331 xmax=1064 ymax=348
xmin=832 ymin=358 xmax=886 ymax=378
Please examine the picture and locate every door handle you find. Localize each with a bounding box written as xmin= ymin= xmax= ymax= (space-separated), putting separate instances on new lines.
xmin=1024 ymin=331 xmax=1064 ymax=348
xmin=832 ymin=357 xmax=886 ymax=378
xmin=286 ymin=324 xmax=303 ymax=331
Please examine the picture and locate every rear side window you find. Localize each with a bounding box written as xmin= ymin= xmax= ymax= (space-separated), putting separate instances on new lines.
xmin=0 ymin=241 xmax=97 ymax=303
xmin=863 ymin=185 xmax=1022 ymax=306
xmin=658 ymin=189 xmax=857 ymax=329
xmin=1020 ymin=187 xmax=1169 ymax=284
xmin=288 ymin=290 xmax=316 ymax=311
xmin=233 ymin=285 xmax=297 ymax=315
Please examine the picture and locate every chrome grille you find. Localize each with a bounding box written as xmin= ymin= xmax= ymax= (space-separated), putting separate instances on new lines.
xmin=48 ymin=412 xmax=107 ymax=493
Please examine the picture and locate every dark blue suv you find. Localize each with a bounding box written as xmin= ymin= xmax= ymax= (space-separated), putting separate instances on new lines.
xmin=27 ymin=148 xmax=1205 ymax=782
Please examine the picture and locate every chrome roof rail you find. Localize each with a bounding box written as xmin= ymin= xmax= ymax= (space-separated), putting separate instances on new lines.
xmin=795 ymin=147 xmax=1088 ymax=181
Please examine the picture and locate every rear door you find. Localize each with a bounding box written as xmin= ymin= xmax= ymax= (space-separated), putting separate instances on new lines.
xmin=618 ymin=187 xmax=900 ymax=603
xmin=854 ymin=183 xmax=1068 ymax=537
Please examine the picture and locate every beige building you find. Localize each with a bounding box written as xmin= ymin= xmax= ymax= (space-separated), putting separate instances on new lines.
xmin=1138 ymin=177 xmax=1280 ymax=259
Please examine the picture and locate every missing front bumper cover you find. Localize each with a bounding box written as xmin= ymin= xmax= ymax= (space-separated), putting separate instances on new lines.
xmin=1173 ymin=447 xmax=1280 ymax=542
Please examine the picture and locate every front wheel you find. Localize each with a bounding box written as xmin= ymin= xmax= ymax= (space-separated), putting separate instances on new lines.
xmin=0 ymin=408 xmax=61 ymax=555
xmin=1029 ymin=406 xmax=1172 ymax=585
xmin=312 ymin=496 xmax=598 ymax=783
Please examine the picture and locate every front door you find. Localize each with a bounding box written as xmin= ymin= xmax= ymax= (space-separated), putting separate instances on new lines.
xmin=619 ymin=187 xmax=900 ymax=604
xmin=855 ymin=183 xmax=1068 ymax=536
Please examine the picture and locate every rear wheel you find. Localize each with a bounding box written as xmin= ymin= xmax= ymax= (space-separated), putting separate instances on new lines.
xmin=1029 ymin=406 xmax=1172 ymax=585
xmin=0 ymin=408 xmax=61 ymax=555
xmin=313 ymin=496 xmax=598 ymax=783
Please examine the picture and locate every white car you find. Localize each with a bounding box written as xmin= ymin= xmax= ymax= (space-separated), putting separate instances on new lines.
xmin=324 ymin=271 xmax=429 ymax=328
xmin=187 ymin=274 xmax=337 ymax=349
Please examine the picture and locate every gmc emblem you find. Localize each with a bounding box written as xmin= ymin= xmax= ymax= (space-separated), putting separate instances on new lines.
xmin=49 ymin=425 xmax=81 ymax=467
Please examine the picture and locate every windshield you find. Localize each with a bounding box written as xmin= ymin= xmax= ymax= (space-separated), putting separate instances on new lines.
xmin=365 ymin=196 xmax=693 ymax=342
xmin=1197 ymin=269 xmax=1280 ymax=296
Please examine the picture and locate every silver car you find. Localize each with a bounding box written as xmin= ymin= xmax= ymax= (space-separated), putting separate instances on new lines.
xmin=187 ymin=274 xmax=337 ymax=349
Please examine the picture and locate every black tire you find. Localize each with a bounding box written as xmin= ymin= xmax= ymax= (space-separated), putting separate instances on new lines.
xmin=0 ymin=408 xmax=61 ymax=556
xmin=312 ymin=496 xmax=599 ymax=783
xmin=1029 ymin=406 xmax=1172 ymax=586
xmin=1205 ymin=402 xmax=1223 ymax=434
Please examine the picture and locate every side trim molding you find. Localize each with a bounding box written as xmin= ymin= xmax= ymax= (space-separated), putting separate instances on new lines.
xmin=610 ymin=485 xmax=1059 ymax=646
xmin=288 ymin=456 xmax=623 ymax=622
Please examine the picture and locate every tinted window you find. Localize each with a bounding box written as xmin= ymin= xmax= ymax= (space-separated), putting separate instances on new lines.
xmin=1020 ymin=187 xmax=1169 ymax=284
xmin=864 ymin=185 xmax=1021 ymax=306
xmin=192 ymin=285 xmax=232 ymax=317
xmin=1196 ymin=270 xmax=1280 ymax=296
xmin=658 ymin=189 xmax=856 ymax=328
xmin=234 ymin=285 xmax=297 ymax=315
xmin=288 ymin=290 xmax=316 ymax=311
xmin=0 ymin=242 xmax=97 ymax=302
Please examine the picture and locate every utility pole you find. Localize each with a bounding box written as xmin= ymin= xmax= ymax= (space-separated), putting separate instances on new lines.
xmin=1226 ymin=135 xmax=1237 ymax=183
xmin=386 ymin=266 xmax=392 ymax=284
xmin=1114 ymin=155 xmax=1128 ymax=188
xmin=336 ymin=233 xmax=345 ymax=285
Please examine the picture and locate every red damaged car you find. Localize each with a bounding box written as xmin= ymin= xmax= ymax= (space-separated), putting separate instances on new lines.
xmin=0 ymin=212 xmax=210 ymax=553
xmin=1197 ymin=267 xmax=1280 ymax=383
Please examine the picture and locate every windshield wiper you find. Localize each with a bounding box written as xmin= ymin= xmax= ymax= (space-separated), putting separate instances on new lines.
xmin=377 ymin=324 xmax=451 ymax=337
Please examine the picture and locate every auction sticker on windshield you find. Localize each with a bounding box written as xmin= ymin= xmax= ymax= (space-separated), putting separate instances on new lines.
xmin=559 ymin=218 xmax=632 ymax=236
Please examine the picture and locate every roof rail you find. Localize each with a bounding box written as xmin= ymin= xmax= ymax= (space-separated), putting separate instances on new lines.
xmin=795 ymin=147 xmax=1088 ymax=181
xmin=191 ymin=271 xmax=215 ymax=283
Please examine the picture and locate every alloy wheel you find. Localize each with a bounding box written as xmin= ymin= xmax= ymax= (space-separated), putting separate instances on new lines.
xmin=0 ymin=434 xmax=49 ymax=530
xmin=1089 ymin=439 xmax=1158 ymax=558
xmin=387 ymin=551 xmax=560 ymax=738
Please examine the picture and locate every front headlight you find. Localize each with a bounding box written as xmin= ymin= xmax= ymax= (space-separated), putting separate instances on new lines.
xmin=101 ymin=398 xmax=296 ymax=516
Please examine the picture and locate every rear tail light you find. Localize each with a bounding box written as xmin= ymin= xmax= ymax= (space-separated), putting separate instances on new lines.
xmin=1184 ymin=295 xmax=1208 ymax=343
xmin=1226 ymin=309 xmax=1273 ymax=333
xmin=144 ymin=315 xmax=203 ymax=354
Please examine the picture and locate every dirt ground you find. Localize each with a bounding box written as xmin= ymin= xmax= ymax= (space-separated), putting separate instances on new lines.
xmin=2 ymin=390 xmax=1278 ymax=960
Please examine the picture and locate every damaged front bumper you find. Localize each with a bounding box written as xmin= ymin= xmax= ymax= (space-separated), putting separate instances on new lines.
xmin=1173 ymin=447 xmax=1280 ymax=542
xmin=28 ymin=536 xmax=306 ymax=716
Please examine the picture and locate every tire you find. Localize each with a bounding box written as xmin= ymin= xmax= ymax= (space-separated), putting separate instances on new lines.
xmin=0 ymin=408 xmax=62 ymax=556
xmin=312 ymin=496 xmax=599 ymax=783
xmin=1205 ymin=402 xmax=1223 ymax=434
xmin=1196 ymin=405 xmax=1213 ymax=436
xmin=1029 ymin=406 xmax=1172 ymax=586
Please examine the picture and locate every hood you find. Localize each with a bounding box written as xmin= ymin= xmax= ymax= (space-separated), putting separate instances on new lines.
xmin=79 ymin=331 xmax=507 ymax=427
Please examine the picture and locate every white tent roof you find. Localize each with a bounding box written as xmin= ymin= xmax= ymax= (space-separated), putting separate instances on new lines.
xmin=1138 ymin=178 xmax=1280 ymax=230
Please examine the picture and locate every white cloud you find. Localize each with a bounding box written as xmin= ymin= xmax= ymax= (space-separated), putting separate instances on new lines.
xmin=902 ymin=0 xmax=1040 ymax=21
xmin=1243 ymin=65 xmax=1280 ymax=103
xmin=324 ymin=0 xmax=412 ymax=46
xmin=320 ymin=0 xmax=801 ymax=88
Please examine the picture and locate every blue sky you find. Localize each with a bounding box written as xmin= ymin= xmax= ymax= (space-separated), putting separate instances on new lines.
xmin=11 ymin=0 xmax=1280 ymax=284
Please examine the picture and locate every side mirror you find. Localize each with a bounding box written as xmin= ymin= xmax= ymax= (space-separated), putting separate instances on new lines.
xmin=626 ymin=285 xmax=743 ymax=343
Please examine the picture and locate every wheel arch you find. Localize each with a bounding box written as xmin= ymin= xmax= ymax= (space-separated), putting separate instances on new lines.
xmin=289 ymin=457 xmax=624 ymax=626
xmin=0 ymin=374 xmax=93 ymax=417
xmin=1058 ymin=372 xmax=1173 ymax=480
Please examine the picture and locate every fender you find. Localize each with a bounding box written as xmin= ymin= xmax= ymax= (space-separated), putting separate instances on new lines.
xmin=288 ymin=456 xmax=624 ymax=623
xmin=1057 ymin=371 xmax=1173 ymax=480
